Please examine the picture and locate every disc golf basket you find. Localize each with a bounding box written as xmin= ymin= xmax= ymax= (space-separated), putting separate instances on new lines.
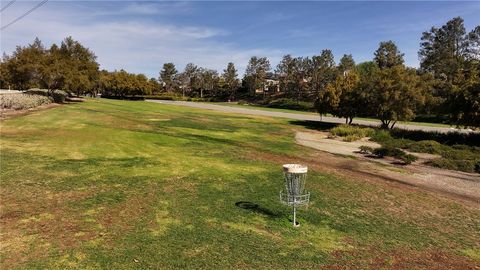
xmin=280 ymin=164 xmax=310 ymax=227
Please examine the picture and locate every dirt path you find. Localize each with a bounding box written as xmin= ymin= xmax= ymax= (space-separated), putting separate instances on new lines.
xmin=146 ymin=99 xmax=473 ymax=134
xmin=295 ymin=131 xmax=480 ymax=205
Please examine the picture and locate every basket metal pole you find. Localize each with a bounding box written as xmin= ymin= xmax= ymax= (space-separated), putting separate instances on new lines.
xmin=293 ymin=204 xmax=296 ymax=227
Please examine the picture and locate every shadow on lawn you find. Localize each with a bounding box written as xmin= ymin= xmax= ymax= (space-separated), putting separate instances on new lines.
xmin=235 ymin=201 xmax=280 ymax=218
xmin=289 ymin=120 xmax=338 ymax=131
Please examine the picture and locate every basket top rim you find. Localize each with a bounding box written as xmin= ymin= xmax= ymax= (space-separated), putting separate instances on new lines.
xmin=282 ymin=164 xmax=308 ymax=173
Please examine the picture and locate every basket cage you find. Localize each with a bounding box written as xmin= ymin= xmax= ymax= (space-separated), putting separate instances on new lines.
xmin=280 ymin=164 xmax=310 ymax=206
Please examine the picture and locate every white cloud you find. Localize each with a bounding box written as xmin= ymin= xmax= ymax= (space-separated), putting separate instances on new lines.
xmin=0 ymin=1 xmax=282 ymax=77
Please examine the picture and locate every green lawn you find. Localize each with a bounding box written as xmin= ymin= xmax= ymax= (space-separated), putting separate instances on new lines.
xmin=214 ymin=102 xmax=453 ymax=128
xmin=1 ymin=99 xmax=479 ymax=269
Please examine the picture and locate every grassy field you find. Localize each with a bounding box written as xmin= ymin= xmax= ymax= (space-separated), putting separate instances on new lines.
xmin=215 ymin=102 xmax=453 ymax=128
xmin=1 ymin=99 xmax=479 ymax=269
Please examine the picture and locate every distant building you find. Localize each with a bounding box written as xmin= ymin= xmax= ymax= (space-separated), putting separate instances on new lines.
xmin=255 ymin=73 xmax=280 ymax=94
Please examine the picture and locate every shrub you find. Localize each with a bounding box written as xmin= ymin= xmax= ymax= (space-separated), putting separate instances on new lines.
xmin=50 ymin=90 xmax=67 ymax=103
xmin=372 ymin=146 xmax=418 ymax=164
xmin=398 ymin=154 xmax=418 ymax=165
xmin=0 ymin=94 xmax=52 ymax=110
xmin=343 ymin=134 xmax=362 ymax=142
xmin=370 ymin=129 xmax=392 ymax=142
xmin=475 ymin=161 xmax=480 ymax=173
xmin=441 ymin=148 xmax=474 ymax=160
xmin=359 ymin=145 xmax=374 ymax=154
xmin=102 ymin=95 xmax=145 ymax=100
xmin=389 ymin=128 xmax=480 ymax=147
xmin=143 ymin=94 xmax=176 ymax=100
xmin=373 ymin=146 xmax=392 ymax=158
xmin=427 ymin=158 xmax=476 ymax=173
xmin=144 ymin=94 xmax=213 ymax=102
xmin=330 ymin=124 xmax=374 ymax=140
xmin=406 ymin=140 xmax=443 ymax=154
xmin=25 ymin=89 xmax=67 ymax=103
xmin=265 ymin=98 xmax=314 ymax=111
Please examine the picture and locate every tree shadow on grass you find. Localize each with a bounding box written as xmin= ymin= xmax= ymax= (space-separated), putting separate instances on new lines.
xmin=235 ymin=201 xmax=281 ymax=218
xmin=289 ymin=120 xmax=338 ymax=131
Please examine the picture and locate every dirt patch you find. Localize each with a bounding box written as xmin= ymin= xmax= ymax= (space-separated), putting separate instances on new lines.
xmin=97 ymin=192 xmax=153 ymax=240
xmin=295 ymin=131 xmax=380 ymax=157
xmin=0 ymin=187 xmax=98 ymax=269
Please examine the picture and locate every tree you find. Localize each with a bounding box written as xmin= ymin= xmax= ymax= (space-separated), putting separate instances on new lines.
xmin=276 ymin=55 xmax=311 ymax=101
xmin=450 ymin=81 xmax=480 ymax=128
xmin=149 ymin=78 xmax=161 ymax=95
xmin=1 ymin=37 xmax=47 ymax=89
xmin=315 ymin=78 xmax=341 ymax=118
xmin=98 ymin=69 xmax=153 ymax=97
xmin=40 ymin=44 xmax=65 ymax=92
xmin=419 ymin=17 xmax=480 ymax=126
xmin=418 ymin=17 xmax=477 ymax=78
xmin=310 ymin=50 xmax=336 ymax=98
xmin=333 ymin=56 xmax=362 ymax=124
xmin=466 ymin=26 xmax=480 ymax=60
xmin=198 ymin=68 xmax=219 ymax=98
xmin=244 ymin=56 xmax=271 ymax=96
xmin=222 ymin=62 xmax=239 ymax=100
xmin=374 ymin=41 xmax=404 ymax=69
xmin=276 ymin=54 xmax=296 ymax=97
xmin=160 ymin=63 xmax=178 ymax=93
xmin=338 ymin=54 xmax=356 ymax=74
xmin=58 ymin=36 xmax=99 ymax=96
xmin=178 ymin=63 xmax=198 ymax=97
xmin=0 ymin=36 xmax=99 ymax=95
xmin=311 ymin=50 xmax=337 ymax=115
xmin=367 ymin=65 xmax=426 ymax=128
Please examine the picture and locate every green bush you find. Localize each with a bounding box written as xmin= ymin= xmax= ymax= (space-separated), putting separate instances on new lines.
xmin=372 ymin=146 xmax=418 ymax=165
xmin=390 ymin=128 xmax=480 ymax=147
xmin=265 ymin=98 xmax=314 ymax=111
xmin=367 ymin=127 xmax=479 ymax=172
xmin=427 ymin=158 xmax=477 ymax=173
xmin=144 ymin=94 xmax=177 ymax=100
xmin=330 ymin=124 xmax=374 ymax=140
xmin=398 ymin=154 xmax=418 ymax=165
xmin=370 ymin=129 xmax=392 ymax=142
xmin=405 ymin=140 xmax=444 ymax=154
xmin=25 ymin=89 xmax=67 ymax=103
xmin=343 ymin=134 xmax=362 ymax=142
xmin=359 ymin=145 xmax=374 ymax=154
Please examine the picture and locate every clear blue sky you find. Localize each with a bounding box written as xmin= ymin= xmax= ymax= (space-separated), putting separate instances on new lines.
xmin=1 ymin=1 xmax=479 ymax=78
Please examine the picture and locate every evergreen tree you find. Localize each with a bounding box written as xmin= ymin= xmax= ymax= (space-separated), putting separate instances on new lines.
xmin=244 ymin=56 xmax=271 ymax=96
xmin=160 ymin=63 xmax=178 ymax=93
xmin=374 ymin=41 xmax=404 ymax=69
xmin=222 ymin=62 xmax=239 ymax=100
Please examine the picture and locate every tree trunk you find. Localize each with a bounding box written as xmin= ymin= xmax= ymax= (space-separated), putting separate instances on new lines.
xmin=348 ymin=117 xmax=353 ymax=125
xmin=380 ymin=119 xmax=390 ymax=129
xmin=390 ymin=121 xmax=397 ymax=129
